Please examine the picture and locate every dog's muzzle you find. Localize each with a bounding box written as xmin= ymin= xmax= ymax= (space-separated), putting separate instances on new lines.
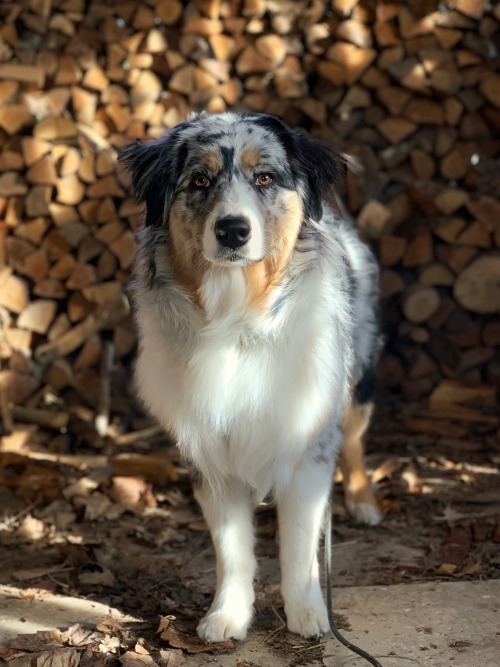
xmin=215 ymin=216 xmax=251 ymax=249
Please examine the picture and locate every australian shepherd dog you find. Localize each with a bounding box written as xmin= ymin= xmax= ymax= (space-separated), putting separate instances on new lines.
xmin=120 ymin=112 xmax=382 ymax=643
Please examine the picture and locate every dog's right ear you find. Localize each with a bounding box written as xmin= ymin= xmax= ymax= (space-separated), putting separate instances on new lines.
xmin=119 ymin=126 xmax=188 ymax=228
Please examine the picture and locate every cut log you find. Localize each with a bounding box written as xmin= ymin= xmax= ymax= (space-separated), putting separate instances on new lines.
xmin=454 ymin=256 xmax=500 ymax=314
xmin=403 ymin=285 xmax=441 ymax=324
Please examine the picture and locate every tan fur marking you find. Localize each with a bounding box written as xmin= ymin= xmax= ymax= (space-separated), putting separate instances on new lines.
xmin=203 ymin=151 xmax=223 ymax=174
xmin=244 ymin=191 xmax=303 ymax=313
xmin=240 ymin=147 xmax=261 ymax=172
xmin=340 ymin=400 xmax=381 ymax=521
xmin=168 ymin=201 xmax=208 ymax=308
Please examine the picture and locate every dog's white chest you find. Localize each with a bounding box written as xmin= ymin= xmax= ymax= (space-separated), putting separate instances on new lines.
xmin=136 ymin=282 xmax=349 ymax=496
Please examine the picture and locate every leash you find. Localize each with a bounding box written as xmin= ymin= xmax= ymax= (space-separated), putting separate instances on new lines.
xmin=324 ymin=502 xmax=383 ymax=667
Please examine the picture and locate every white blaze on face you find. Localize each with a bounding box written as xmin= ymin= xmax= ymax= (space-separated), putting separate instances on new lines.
xmin=202 ymin=175 xmax=265 ymax=265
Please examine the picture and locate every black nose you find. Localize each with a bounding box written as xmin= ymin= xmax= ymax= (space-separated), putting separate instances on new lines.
xmin=214 ymin=216 xmax=251 ymax=249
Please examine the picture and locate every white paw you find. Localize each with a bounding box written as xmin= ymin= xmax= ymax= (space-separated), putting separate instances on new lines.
xmin=346 ymin=499 xmax=382 ymax=526
xmin=285 ymin=602 xmax=330 ymax=638
xmin=197 ymin=606 xmax=253 ymax=642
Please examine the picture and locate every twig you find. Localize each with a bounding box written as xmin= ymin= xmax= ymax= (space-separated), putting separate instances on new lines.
xmin=0 ymin=497 xmax=41 ymax=531
xmin=270 ymin=603 xmax=286 ymax=627
xmin=261 ymin=604 xmax=286 ymax=645
xmin=114 ymin=424 xmax=165 ymax=445
xmin=11 ymin=406 xmax=68 ymax=430
xmin=47 ymin=573 xmax=70 ymax=589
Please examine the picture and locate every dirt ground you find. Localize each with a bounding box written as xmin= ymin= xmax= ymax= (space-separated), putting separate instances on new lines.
xmin=0 ymin=389 xmax=499 ymax=666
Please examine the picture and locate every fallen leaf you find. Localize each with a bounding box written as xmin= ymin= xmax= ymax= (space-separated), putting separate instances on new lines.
xmin=153 ymin=527 xmax=179 ymax=547
xmin=95 ymin=613 xmax=124 ymax=636
xmin=75 ymin=493 xmax=124 ymax=521
xmin=109 ymin=476 xmax=157 ymax=513
xmin=16 ymin=515 xmax=46 ymax=541
xmin=9 ymin=629 xmax=66 ymax=652
xmin=379 ymin=498 xmax=405 ymax=514
xmin=435 ymin=563 xmax=457 ymax=576
xmin=157 ymin=649 xmax=184 ymax=667
xmin=0 ymin=648 xmax=21 ymax=659
xmin=63 ymin=477 xmax=100 ymax=500
xmin=133 ymin=643 xmax=150 ymax=655
xmin=98 ymin=635 xmax=121 ymax=653
xmin=63 ymin=625 xmax=103 ymax=648
xmin=158 ymin=618 xmax=235 ymax=654
xmin=8 ymin=647 xmax=80 ymax=667
xmin=120 ymin=651 xmax=157 ymax=666
xmin=455 ymin=561 xmax=482 ymax=577
xmin=157 ymin=617 xmax=175 ymax=635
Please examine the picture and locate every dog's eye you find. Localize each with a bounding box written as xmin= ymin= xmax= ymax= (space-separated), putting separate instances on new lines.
xmin=192 ymin=174 xmax=211 ymax=188
xmin=255 ymin=174 xmax=273 ymax=187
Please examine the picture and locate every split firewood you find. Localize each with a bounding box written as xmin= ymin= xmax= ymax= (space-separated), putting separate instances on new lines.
xmin=35 ymin=296 xmax=130 ymax=365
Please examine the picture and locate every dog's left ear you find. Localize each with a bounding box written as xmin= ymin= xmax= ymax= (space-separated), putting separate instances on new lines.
xmin=119 ymin=125 xmax=188 ymax=228
xmin=291 ymin=133 xmax=343 ymax=223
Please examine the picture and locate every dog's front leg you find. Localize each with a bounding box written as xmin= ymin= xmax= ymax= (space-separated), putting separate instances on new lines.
xmin=277 ymin=458 xmax=333 ymax=638
xmin=195 ymin=477 xmax=256 ymax=642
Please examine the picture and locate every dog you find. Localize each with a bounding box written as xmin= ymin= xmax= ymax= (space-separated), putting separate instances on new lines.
xmin=120 ymin=112 xmax=382 ymax=643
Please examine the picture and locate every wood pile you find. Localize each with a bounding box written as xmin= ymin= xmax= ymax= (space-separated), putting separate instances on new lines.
xmin=0 ymin=0 xmax=499 ymax=450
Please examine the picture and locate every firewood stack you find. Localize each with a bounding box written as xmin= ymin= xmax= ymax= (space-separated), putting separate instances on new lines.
xmin=0 ymin=0 xmax=499 ymax=448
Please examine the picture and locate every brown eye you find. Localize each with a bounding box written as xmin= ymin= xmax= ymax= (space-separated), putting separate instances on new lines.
xmin=193 ymin=174 xmax=211 ymax=188
xmin=256 ymin=173 xmax=273 ymax=187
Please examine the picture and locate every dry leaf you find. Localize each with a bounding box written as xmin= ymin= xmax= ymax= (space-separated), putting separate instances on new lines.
xmin=119 ymin=651 xmax=157 ymax=666
xmin=8 ymin=647 xmax=80 ymax=667
xmin=0 ymin=648 xmax=20 ymax=660
xmin=76 ymin=493 xmax=124 ymax=521
xmin=133 ymin=643 xmax=150 ymax=655
xmin=109 ymin=476 xmax=156 ymax=513
xmin=158 ymin=618 xmax=235 ymax=654
xmin=98 ymin=636 xmax=120 ymax=653
xmin=95 ymin=613 xmax=125 ymax=635
xmin=435 ymin=563 xmax=457 ymax=575
xmin=16 ymin=515 xmax=46 ymax=541
xmin=455 ymin=561 xmax=482 ymax=577
xmin=157 ymin=649 xmax=185 ymax=667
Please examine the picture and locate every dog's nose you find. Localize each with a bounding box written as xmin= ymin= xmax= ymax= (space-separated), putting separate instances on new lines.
xmin=214 ymin=216 xmax=251 ymax=249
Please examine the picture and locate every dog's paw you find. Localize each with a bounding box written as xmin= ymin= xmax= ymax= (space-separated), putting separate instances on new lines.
xmin=197 ymin=607 xmax=252 ymax=642
xmin=285 ymin=602 xmax=330 ymax=638
xmin=345 ymin=485 xmax=382 ymax=526
xmin=345 ymin=497 xmax=382 ymax=526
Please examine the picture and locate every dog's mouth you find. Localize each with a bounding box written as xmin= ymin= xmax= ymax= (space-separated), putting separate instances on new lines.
xmin=208 ymin=248 xmax=263 ymax=266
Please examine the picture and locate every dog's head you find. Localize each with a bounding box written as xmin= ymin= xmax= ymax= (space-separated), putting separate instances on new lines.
xmin=120 ymin=113 xmax=342 ymax=270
